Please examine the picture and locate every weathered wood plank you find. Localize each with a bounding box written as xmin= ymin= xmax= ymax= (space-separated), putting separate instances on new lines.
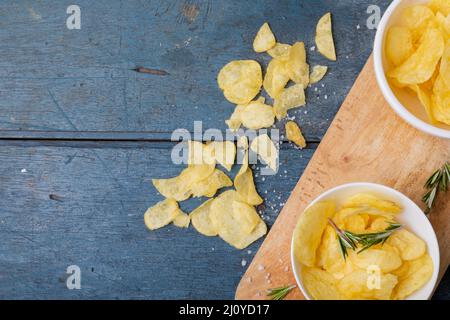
xmin=0 ymin=0 xmax=389 ymax=141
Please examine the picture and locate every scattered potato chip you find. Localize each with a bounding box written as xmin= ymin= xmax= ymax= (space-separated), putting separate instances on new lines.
xmin=250 ymin=134 xmax=278 ymax=172
xmin=386 ymin=229 xmax=426 ymax=261
xmin=263 ymin=58 xmax=290 ymax=98
xmin=210 ymin=190 xmax=266 ymax=249
xmin=286 ymin=42 xmax=310 ymax=87
xmin=232 ymin=200 xmax=261 ymax=234
xmin=188 ymin=140 xmax=215 ymax=166
xmin=191 ymin=169 xmax=232 ymax=198
xmin=173 ymin=209 xmax=190 ymax=228
xmin=309 ymin=65 xmax=328 ymax=84
xmin=234 ymin=150 xmax=263 ymax=206
xmin=209 ymin=141 xmax=236 ymax=171
xmin=338 ymin=270 xmax=398 ymax=300
xmin=302 ymin=267 xmax=345 ymax=300
xmin=267 ymin=43 xmax=291 ymax=61
xmin=386 ymin=26 xmax=414 ymax=66
xmin=190 ymin=199 xmax=218 ymax=236
xmin=225 ymin=104 xmax=246 ymax=131
xmin=285 ymin=121 xmax=306 ymax=149
xmin=388 ymin=28 xmax=444 ymax=85
xmin=315 ymin=13 xmax=336 ymax=61
xmin=350 ymin=244 xmax=403 ymax=273
xmin=293 ymin=201 xmax=336 ymax=267
xmin=144 ymin=198 xmax=179 ymax=230
xmin=237 ymin=135 xmax=249 ymax=150
xmin=253 ymin=22 xmax=276 ymax=53
xmin=393 ymin=254 xmax=434 ymax=300
xmin=218 ymin=60 xmax=263 ymax=104
xmin=399 ymin=5 xmax=435 ymax=43
xmin=274 ymin=83 xmax=306 ymax=119
xmin=240 ymin=100 xmax=275 ymax=130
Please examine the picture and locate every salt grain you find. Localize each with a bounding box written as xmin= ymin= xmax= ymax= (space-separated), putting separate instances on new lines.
xmin=241 ymin=259 xmax=247 ymax=267
xmin=21 ymin=169 xmax=27 ymax=173
xmin=258 ymin=264 xmax=265 ymax=271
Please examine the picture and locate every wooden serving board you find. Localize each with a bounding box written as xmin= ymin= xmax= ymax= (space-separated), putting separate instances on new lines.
xmin=235 ymin=56 xmax=450 ymax=300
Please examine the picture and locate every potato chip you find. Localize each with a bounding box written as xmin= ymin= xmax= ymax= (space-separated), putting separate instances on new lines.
xmin=342 ymin=193 xmax=402 ymax=213
xmin=218 ymin=60 xmax=262 ymax=104
xmin=286 ymin=42 xmax=310 ymax=87
xmin=338 ymin=270 xmax=398 ymax=300
xmin=309 ymin=65 xmax=328 ymax=84
xmin=399 ymin=5 xmax=435 ymax=43
xmin=234 ymin=150 xmax=263 ymax=206
xmin=293 ymin=201 xmax=336 ymax=267
xmin=209 ymin=141 xmax=236 ymax=171
xmin=253 ymin=22 xmax=276 ymax=53
xmin=190 ymin=199 xmax=217 ymax=236
xmin=429 ymin=0 xmax=450 ymax=15
xmin=386 ymin=229 xmax=426 ymax=261
xmin=368 ymin=218 xmax=390 ymax=232
xmin=225 ymin=104 xmax=246 ymax=131
xmin=267 ymin=43 xmax=291 ymax=61
xmin=274 ymin=83 xmax=306 ymax=119
xmin=386 ymin=26 xmax=414 ymax=66
xmin=350 ymin=244 xmax=403 ymax=273
xmin=315 ymin=13 xmax=336 ymax=61
xmin=432 ymin=74 xmax=450 ymax=124
xmin=435 ymin=12 xmax=450 ymax=37
xmin=237 ymin=135 xmax=249 ymax=150
xmin=263 ymin=58 xmax=290 ymax=98
xmin=393 ymin=254 xmax=434 ymax=300
xmin=440 ymin=40 xmax=450 ymax=88
xmin=191 ymin=169 xmax=232 ymax=198
xmin=188 ymin=140 xmax=215 ymax=166
xmin=173 ymin=209 xmax=190 ymax=228
xmin=409 ymin=84 xmax=436 ymax=123
xmin=144 ymin=198 xmax=179 ymax=230
xmin=232 ymin=200 xmax=261 ymax=234
xmin=249 ymin=134 xmax=278 ymax=172
xmin=318 ymin=226 xmax=352 ymax=278
xmin=335 ymin=207 xmax=396 ymax=224
xmin=388 ymin=28 xmax=444 ymax=85
xmin=343 ymin=214 xmax=367 ymax=233
xmin=240 ymin=100 xmax=275 ymax=130
xmin=285 ymin=121 xmax=306 ymax=149
xmin=210 ymin=190 xmax=266 ymax=249
xmin=302 ymin=267 xmax=345 ymax=300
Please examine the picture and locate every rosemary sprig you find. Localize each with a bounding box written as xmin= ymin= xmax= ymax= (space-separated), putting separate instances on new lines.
xmin=327 ymin=218 xmax=402 ymax=259
xmin=267 ymin=284 xmax=296 ymax=300
xmin=423 ymin=162 xmax=450 ymax=215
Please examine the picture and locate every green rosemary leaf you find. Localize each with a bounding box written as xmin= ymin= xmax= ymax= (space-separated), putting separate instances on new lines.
xmin=267 ymin=284 xmax=296 ymax=300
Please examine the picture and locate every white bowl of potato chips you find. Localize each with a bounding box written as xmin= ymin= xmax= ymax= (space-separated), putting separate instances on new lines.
xmin=291 ymin=183 xmax=440 ymax=300
xmin=374 ymin=0 xmax=450 ymax=139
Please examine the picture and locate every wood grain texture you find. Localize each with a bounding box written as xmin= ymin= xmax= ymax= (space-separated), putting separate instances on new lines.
xmin=235 ymin=57 xmax=450 ymax=300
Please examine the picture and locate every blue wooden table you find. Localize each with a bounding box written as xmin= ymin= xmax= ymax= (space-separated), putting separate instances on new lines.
xmin=0 ymin=0 xmax=448 ymax=299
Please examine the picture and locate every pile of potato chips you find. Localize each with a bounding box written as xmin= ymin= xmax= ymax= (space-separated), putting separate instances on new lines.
xmin=386 ymin=0 xmax=450 ymax=125
xmin=293 ymin=193 xmax=434 ymax=300
xmin=144 ymin=14 xmax=338 ymax=249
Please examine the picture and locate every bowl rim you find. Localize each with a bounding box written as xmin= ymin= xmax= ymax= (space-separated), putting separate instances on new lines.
xmin=290 ymin=182 xmax=440 ymax=300
xmin=373 ymin=0 xmax=450 ymax=139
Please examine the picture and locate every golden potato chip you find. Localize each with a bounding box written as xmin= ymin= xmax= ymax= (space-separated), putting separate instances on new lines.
xmin=237 ymin=135 xmax=249 ymax=150
xmin=315 ymin=13 xmax=336 ymax=61
xmin=232 ymin=200 xmax=261 ymax=234
xmin=191 ymin=169 xmax=232 ymax=198
xmin=253 ymin=22 xmax=276 ymax=53
xmin=342 ymin=193 xmax=402 ymax=214
xmin=432 ymin=74 xmax=450 ymax=124
xmin=286 ymin=42 xmax=310 ymax=86
xmin=209 ymin=141 xmax=236 ymax=171
xmin=338 ymin=270 xmax=398 ymax=300
xmin=388 ymin=28 xmax=444 ymax=85
xmin=386 ymin=26 xmax=414 ymax=66
xmin=386 ymin=229 xmax=426 ymax=261
xmin=293 ymin=201 xmax=336 ymax=267
xmin=309 ymin=65 xmax=328 ymax=84
xmin=249 ymin=134 xmax=278 ymax=172
xmin=302 ymin=267 xmax=345 ymax=300
xmin=318 ymin=226 xmax=342 ymax=270
xmin=240 ymin=100 xmax=275 ymax=130
xmin=368 ymin=218 xmax=390 ymax=232
xmin=190 ymin=199 xmax=217 ymax=236
xmin=274 ymin=83 xmax=306 ymax=119
xmin=144 ymin=198 xmax=179 ymax=230
xmin=173 ymin=209 xmax=190 ymax=228
xmin=267 ymin=43 xmax=291 ymax=61
xmin=429 ymin=0 xmax=450 ymax=15
xmin=285 ymin=121 xmax=306 ymax=149
xmin=393 ymin=254 xmax=434 ymax=300
xmin=218 ymin=60 xmax=262 ymax=104
xmin=234 ymin=150 xmax=263 ymax=206
xmin=435 ymin=12 xmax=450 ymax=37
xmin=440 ymin=41 xmax=450 ymax=88
xmin=210 ymin=190 xmax=266 ymax=249
xmin=263 ymin=58 xmax=290 ymax=98
xmin=399 ymin=5 xmax=435 ymax=43
xmin=343 ymin=214 xmax=367 ymax=233
xmin=225 ymin=104 xmax=246 ymax=131
xmin=335 ymin=207 xmax=396 ymax=224
xmin=188 ymin=140 xmax=215 ymax=166
xmin=409 ymin=84 xmax=436 ymax=123
xmin=350 ymin=244 xmax=403 ymax=273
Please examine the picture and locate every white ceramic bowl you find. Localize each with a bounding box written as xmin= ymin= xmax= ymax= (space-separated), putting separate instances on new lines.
xmin=291 ymin=182 xmax=440 ymax=300
xmin=374 ymin=0 xmax=450 ymax=139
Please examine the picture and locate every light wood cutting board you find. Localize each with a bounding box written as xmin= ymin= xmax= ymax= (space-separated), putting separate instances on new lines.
xmin=235 ymin=56 xmax=450 ymax=300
